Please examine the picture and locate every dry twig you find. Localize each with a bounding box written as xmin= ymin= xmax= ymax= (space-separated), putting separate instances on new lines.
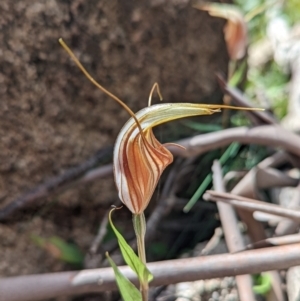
xmin=216 ymin=73 xmax=277 ymax=125
xmin=0 ymin=148 xmax=113 ymax=221
xmin=169 ymin=125 xmax=300 ymax=158
xmin=84 ymin=210 xmax=110 ymax=269
xmin=212 ymin=160 xmax=255 ymax=301
xmin=245 ymin=233 xmax=300 ymax=250
xmin=1 ymin=243 xmax=300 ymax=301
xmin=204 ymin=191 xmax=300 ymax=222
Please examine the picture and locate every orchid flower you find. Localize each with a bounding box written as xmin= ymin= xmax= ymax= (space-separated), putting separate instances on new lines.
xmin=115 ymin=102 xmax=222 ymax=214
xmin=59 ymin=38 xmax=262 ymax=301
xmin=59 ymin=38 xmax=260 ymax=215
xmin=114 ymin=100 xmax=264 ymax=214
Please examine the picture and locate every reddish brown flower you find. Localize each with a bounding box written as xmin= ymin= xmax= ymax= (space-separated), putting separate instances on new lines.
xmin=58 ymin=38 xmax=261 ymax=215
xmin=114 ymin=103 xmax=233 ymax=214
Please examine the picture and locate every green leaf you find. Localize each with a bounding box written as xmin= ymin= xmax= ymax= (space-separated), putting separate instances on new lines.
xmin=184 ymin=142 xmax=240 ymax=212
xmin=49 ymin=236 xmax=84 ymax=265
xmin=229 ymin=60 xmax=247 ymax=87
xmin=181 ymin=120 xmax=222 ymax=132
xmin=31 ymin=235 xmax=84 ymax=266
xmin=183 ymin=173 xmax=212 ymax=213
xmin=109 ymin=208 xmax=153 ymax=283
xmin=106 ymin=252 xmax=142 ymax=301
xmin=253 ymin=273 xmax=272 ymax=295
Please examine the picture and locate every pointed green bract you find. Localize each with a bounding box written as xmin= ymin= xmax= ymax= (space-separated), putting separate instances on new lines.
xmin=106 ymin=252 xmax=142 ymax=301
xmin=109 ymin=208 xmax=153 ymax=283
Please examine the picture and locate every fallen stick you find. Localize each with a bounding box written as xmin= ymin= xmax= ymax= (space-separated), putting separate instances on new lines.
xmin=169 ymin=125 xmax=300 ymax=158
xmin=204 ymin=191 xmax=300 ymax=222
xmin=211 ymin=160 xmax=255 ymax=301
xmin=1 ymin=243 xmax=300 ymax=301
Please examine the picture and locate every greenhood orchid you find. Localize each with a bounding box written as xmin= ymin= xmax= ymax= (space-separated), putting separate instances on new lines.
xmin=59 ymin=38 xmax=263 ymax=301
xmin=115 ymin=102 xmax=221 ymax=214
xmin=59 ymin=39 xmax=261 ymax=215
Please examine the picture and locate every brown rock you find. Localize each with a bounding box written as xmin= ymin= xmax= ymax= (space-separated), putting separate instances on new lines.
xmin=0 ymin=0 xmax=228 ymax=276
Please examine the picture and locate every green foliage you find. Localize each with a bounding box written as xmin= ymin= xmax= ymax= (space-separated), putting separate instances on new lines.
xmin=184 ymin=173 xmax=212 ymax=213
xmin=148 ymin=242 xmax=168 ymax=257
xmin=233 ymin=0 xmax=290 ymax=121
xmin=284 ymin=0 xmax=300 ymax=25
xmin=31 ymin=235 xmax=84 ymax=266
xmin=184 ymin=143 xmax=241 ymax=212
xmin=108 ymin=209 xmax=153 ymax=284
xmin=181 ymin=120 xmax=222 ymax=132
xmin=229 ymin=60 xmax=247 ymax=87
xmin=102 ymin=222 xmax=116 ymax=243
xmin=230 ymin=112 xmax=252 ymax=127
xmin=253 ymin=273 xmax=272 ymax=295
xmin=106 ymin=252 xmax=142 ymax=301
xmin=247 ymin=62 xmax=289 ymax=119
xmin=234 ymin=0 xmax=269 ymax=42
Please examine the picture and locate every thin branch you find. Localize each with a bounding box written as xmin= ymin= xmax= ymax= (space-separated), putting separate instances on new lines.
xmin=169 ymin=125 xmax=300 ymax=158
xmin=275 ymin=183 xmax=300 ymax=236
xmin=245 ymin=234 xmax=300 ymax=251
xmin=212 ymin=160 xmax=255 ymax=301
xmin=89 ymin=213 xmax=109 ymax=255
xmin=84 ymin=210 xmax=110 ymax=269
xmin=0 ymin=163 xmax=113 ymax=222
xmin=80 ymin=164 xmax=113 ymax=184
xmin=212 ymin=161 xmax=245 ymax=252
xmin=230 ymin=152 xmax=286 ymax=301
xmin=201 ymin=227 xmax=223 ymax=255
xmin=216 ymin=73 xmax=278 ymax=125
xmin=229 ymin=151 xmax=292 ymax=242
xmin=204 ymin=191 xmax=300 ymax=222
xmin=1 ymin=243 xmax=300 ymax=301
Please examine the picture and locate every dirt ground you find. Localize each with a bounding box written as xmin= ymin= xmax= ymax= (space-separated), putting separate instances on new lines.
xmin=0 ymin=0 xmax=229 ymax=297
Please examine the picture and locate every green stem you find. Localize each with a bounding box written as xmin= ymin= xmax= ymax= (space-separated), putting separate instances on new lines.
xmin=133 ymin=213 xmax=148 ymax=301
